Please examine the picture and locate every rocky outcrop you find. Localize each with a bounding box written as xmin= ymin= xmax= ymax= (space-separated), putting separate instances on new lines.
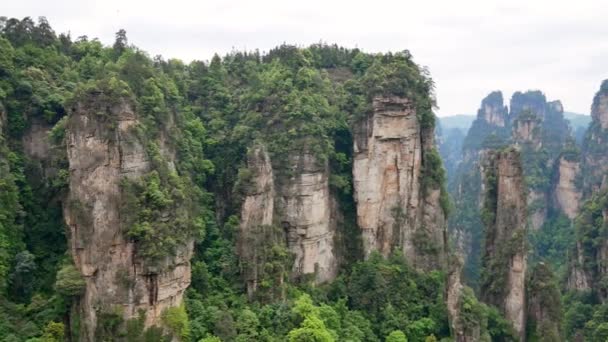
xmin=512 ymin=113 xmax=541 ymax=148
xmin=592 ymin=81 xmax=608 ymax=130
xmin=480 ymin=148 xmax=527 ymax=340
xmin=238 ymin=145 xmax=338 ymax=289
xmin=554 ymin=156 xmax=582 ymax=219
xmin=238 ymin=145 xmax=277 ymax=297
xmin=582 ymin=80 xmax=608 ymax=195
xmin=480 ymin=91 xmax=509 ymax=127
xmin=353 ymin=96 xmax=447 ymax=271
xmin=278 ymin=152 xmax=338 ymax=282
xmin=567 ymin=192 xmax=608 ymax=297
xmin=567 ymin=241 xmax=592 ymax=291
xmin=446 ymin=257 xmax=483 ymax=342
xmin=510 ymin=91 xmax=547 ymax=120
xmin=64 ymin=92 xmax=192 ymax=340
xmin=526 ymin=262 xmax=563 ymax=341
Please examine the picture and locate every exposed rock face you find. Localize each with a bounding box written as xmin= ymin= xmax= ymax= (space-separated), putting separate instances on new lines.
xmin=480 ymin=91 xmax=509 ymax=127
xmin=278 ymin=152 xmax=337 ymax=282
xmin=510 ymin=91 xmax=547 ymax=120
xmin=567 ymin=197 xmax=608 ymax=296
xmin=480 ymin=148 xmax=527 ymax=340
xmin=446 ymin=257 xmax=482 ymax=342
xmin=238 ymin=145 xmax=276 ymax=297
xmin=353 ymin=96 xmax=446 ymax=271
xmin=527 ymin=262 xmax=563 ymax=342
xmin=583 ymin=80 xmax=608 ymax=195
xmin=238 ymin=145 xmax=338 ymax=288
xmin=554 ymin=157 xmax=582 ymax=219
xmin=567 ymin=241 xmax=592 ymax=291
xmin=592 ymin=81 xmax=608 ymax=130
xmin=64 ymin=94 xmax=192 ymax=340
xmin=462 ymin=91 xmax=509 ymax=159
xmin=512 ymin=114 xmax=541 ymax=147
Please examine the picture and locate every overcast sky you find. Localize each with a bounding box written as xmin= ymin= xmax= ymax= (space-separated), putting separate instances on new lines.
xmin=2 ymin=0 xmax=608 ymax=116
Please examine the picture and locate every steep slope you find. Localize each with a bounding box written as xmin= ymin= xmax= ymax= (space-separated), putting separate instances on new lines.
xmin=64 ymin=84 xmax=194 ymax=340
xmin=581 ymin=80 xmax=608 ymax=195
xmin=479 ymin=148 xmax=527 ymax=340
xmin=238 ymin=144 xmax=338 ymax=294
xmin=449 ymin=91 xmax=510 ymax=285
xmin=353 ymin=95 xmax=447 ymax=271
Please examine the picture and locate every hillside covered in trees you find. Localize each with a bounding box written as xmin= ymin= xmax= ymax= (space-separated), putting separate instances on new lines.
xmin=1 ymin=16 xmax=608 ymax=342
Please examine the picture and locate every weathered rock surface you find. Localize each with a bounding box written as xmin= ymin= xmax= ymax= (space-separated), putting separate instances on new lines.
xmin=278 ymin=152 xmax=338 ymax=282
xmin=583 ymin=80 xmax=608 ymax=195
xmin=238 ymin=145 xmax=338 ymax=287
xmin=446 ymin=257 xmax=482 ymax=342
xmin=526 ymin=262 xmax=563 ymax=342
xmin=512 ymin=114 xmax=542 ymax=147
xmin=353 ymin=96 xmax=446 ymax=271
xmin=480 ymin=91 xmax=509 ymax=127
xmin=480 ymin=148 xmax=527 ymax=340
xmin=554 ymin=157 xmax=581 ymax=219
xmin=64 ymin=94 xmax=192 ymax=340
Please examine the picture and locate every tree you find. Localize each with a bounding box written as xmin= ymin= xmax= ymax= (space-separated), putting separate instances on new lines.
xmin=55 ymin=264 xmax=85 ymax=297
xmin=288 ymin=316 xmax=335 ymax=342
xmin=113 ymin=29 xmax=127 ymax=56
xmin=386 ymin=330 xmax=408 ymax=342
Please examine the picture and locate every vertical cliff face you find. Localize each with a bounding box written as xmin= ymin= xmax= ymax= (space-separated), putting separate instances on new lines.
xmin=353 ymin=95 xmax=446 ymax=271
xmin=238 ymin=145 xmax=276 ymax=297
xmin=582 ymin=80 xmax=608 ymax=195
xmin=449 ymin=92 xmax=511 ymax=285
xmin=278 ymin=151 xmax=338 ymax=282
xmin=554 ymin=156 xmax=582 ymax=219
xmin=526 ymin=262 xmax=563 ymax=341
xmin=238 ymin=145 xmax=338 ymax=289
xmin=64 ymin=92 xmax=192 ymax=340
xmin=567 ymin=190 xmax=608 ymax=297
xmin=480 ymin=148 xmax=527 ymax=340
xmin=462 ymin=91 xmax=509 ymax=160
xmin=512 ymin=113 xmax=542 ymax=148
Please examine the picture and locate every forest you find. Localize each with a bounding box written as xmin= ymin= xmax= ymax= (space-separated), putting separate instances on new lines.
xmin=0 ymin=16 xmax=607 ymax=342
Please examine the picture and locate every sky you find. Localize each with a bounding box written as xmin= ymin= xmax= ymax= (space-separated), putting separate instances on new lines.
xmin=2 ymin=0 xmax=608 ymax=117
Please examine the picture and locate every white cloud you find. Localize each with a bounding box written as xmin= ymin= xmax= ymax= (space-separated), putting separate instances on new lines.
xmin=2 ymin=0 xmax=607 ymax=116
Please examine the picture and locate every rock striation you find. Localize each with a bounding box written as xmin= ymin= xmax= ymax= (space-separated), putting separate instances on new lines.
xmin=480 ymin=148 xmax=527 ymax=340
xmin=353 ymin=96 xmax=447 ymax=271
xmin=582 ymin=80 xmax=608 ymax=195
xmin=238 ymin=144 xmax=338 ymax=291
xmin=64 ymin=91 xmax=192 ymax=340
xmin=553 ymin=156 xmax=582 ymax=219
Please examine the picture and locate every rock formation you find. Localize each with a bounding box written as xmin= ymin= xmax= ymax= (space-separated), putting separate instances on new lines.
xmin=238 ymin=144 xmax=338 ymax=290
xmin=480 ymin=148 xmax=527 ymax=340
xmin=582 ymin=80 xmax=608 ymax=195
xmin=449 ymin=92 xmax=510 ymax=284
xmin=526 ymin=262 xmax=563 ymax=341
xmin=64 ymin=90 xmax=192 ymax=340
xmin=553 ymin=155 xmax=582 ymax=219
xmin=353 ymin=96 xmax=447 ymax=271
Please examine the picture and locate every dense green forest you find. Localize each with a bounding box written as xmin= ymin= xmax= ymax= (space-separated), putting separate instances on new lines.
xmin=2 ymin=15 xmax=608 ymax=342
xmin=0 ymin=16 xmax=471 ymax=342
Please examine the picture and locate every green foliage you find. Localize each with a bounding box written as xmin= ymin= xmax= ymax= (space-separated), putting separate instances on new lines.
xmin=54 ymin=264 xmax=85 ymax=297
xmin=528 ymin=214 xmax=574 ymax=277
xmin=285 ymin=294 xmax=338 ymax=342
xmin=386 ymin=330 xmax=408 ymax=342
xmin=421 ymin=147 xmax=451 ymax=215
xmin=0 ymin=17 xmax=455 ymax=342
xmin=162 ymin=305 xmax=190 ymax=341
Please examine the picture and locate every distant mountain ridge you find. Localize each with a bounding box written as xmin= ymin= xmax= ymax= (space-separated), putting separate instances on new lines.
xmin=439 ymin=111 xmax=590 ymax=134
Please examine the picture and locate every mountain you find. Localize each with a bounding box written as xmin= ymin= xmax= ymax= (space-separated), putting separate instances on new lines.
xmin=3 ymin=15 xmax=608 ymax=342
xmin=564 ymin=111 xmax=592 ymax=143
xmin=438 ymin=114 xmax=475 ymax=131
xmin=0 ymin=17 xmax=477 ymax=342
